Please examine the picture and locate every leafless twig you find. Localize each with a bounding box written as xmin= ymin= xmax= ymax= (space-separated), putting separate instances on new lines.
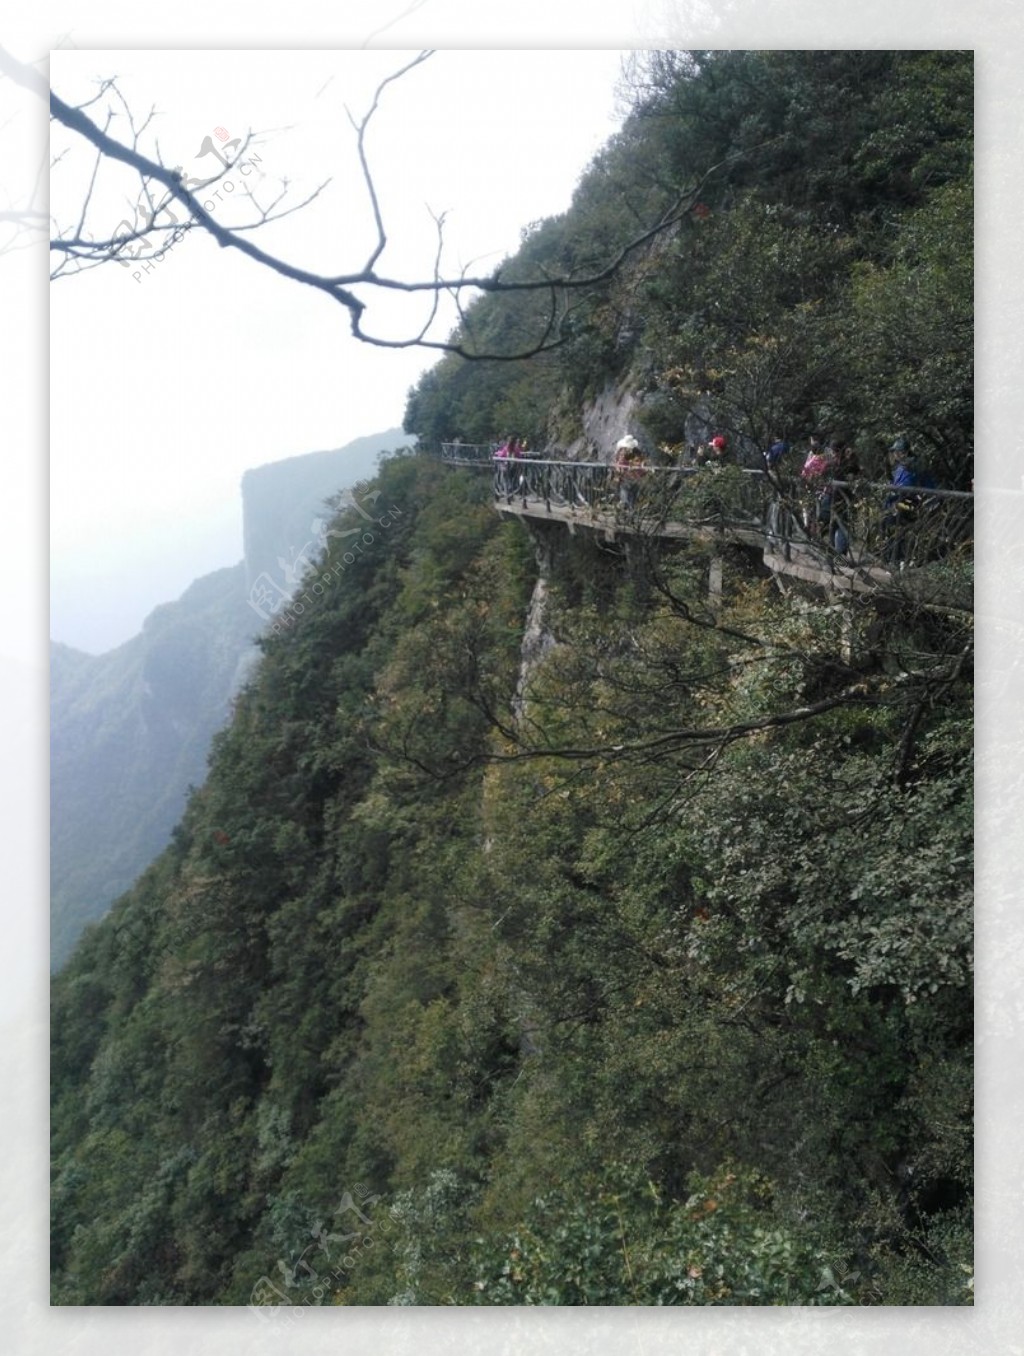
xmin=15 ymin=43 xmax=764 ymax=360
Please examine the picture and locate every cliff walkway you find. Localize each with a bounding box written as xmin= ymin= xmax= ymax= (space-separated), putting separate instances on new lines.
xmin=438 ymin=444 xmax=974 ymax=611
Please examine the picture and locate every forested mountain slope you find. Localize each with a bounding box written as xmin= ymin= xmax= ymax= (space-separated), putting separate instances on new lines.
xmin=50 ymin=565 xmax=256 ymax=971
xmin=405 ymin=50 xmax=972 ymax=489
xmin=51 ymin=456 xmax=972 ymax=1306
xmin=51 ymin=50 xmax=972 ymax=1307
xmin=51 ymin=430 xmax=404 ymax=969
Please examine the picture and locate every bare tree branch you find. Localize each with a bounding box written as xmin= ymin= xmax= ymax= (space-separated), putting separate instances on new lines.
xmin=345 ymin=49 xmax=434 ymax=275
xmin=22 ymin=43 xmax=768 ymax=360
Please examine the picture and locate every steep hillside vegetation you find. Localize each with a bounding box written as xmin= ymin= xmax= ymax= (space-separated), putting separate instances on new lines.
xmin=51 ymin=430 xmax=405 ymax=969
xmin=51 ymin=50 xmax=972 ymax=1307
xmin=50 ymin=565 xmax=256 ymax=970
xmin=405 ymin=50 xmax=972 ymax=487
xmin=51 ymin=456 xmax=972 ymax=1306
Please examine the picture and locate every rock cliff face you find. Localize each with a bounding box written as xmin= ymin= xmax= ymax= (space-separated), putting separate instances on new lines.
xmin=50 ymin=429 xmax=407 ymax=970
xmin=562 ymin=381 xmax=641 ymax=460
xmin=559 ymin=383 xmax=724 ymax=463
xmin=513 ymin=575 xmax=556 ymax=720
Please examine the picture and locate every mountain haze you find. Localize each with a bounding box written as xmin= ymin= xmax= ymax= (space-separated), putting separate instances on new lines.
xmin=51 ymin=52 xmax=972 ymax=1308
xmin=51 ymin=428 xmax=407 ymax=968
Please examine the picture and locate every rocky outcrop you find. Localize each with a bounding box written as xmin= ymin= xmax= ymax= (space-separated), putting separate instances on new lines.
xmin=561 ymin=381 xmax=642 ymax=461
xmin=513 ymin=574 xmax=557 ymax=720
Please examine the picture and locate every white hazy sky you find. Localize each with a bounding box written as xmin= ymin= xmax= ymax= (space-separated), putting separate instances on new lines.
xmin=49 ymin=47 xmax=630 ymax=652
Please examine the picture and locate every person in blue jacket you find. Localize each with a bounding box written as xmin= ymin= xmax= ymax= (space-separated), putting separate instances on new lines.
xmin=882 ymin=436 xmax=930 ymax=566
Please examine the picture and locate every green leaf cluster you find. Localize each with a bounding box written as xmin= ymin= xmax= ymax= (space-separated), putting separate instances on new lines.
xmin=51 ymin=49 xmax=972 ymax=1308
xmin=51 ymin=456 xmax=970 ymax=1305
xmin=404 ymin=50 xmax=972 ymax=486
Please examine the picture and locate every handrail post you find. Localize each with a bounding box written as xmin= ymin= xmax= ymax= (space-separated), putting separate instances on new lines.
xmin=441 ymin=452 xmax=972 ymax=600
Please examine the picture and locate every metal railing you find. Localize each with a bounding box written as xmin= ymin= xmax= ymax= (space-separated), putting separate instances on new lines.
xmin=760 ymin=474 xmax=974 ymax=576
xmin=438 ymin=449 xmax=973 ymax=583
xmin=440 ymin=441 xmax=497 ymax=464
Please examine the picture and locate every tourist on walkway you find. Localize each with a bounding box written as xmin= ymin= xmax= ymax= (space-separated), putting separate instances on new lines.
xmin=762 ymin=437 xmax=795 ymax=544
xmin=765 ymin=438 xmax=791 ymax=471
xmin=493 ymin=436 xmax=514 ymax=500
xmin=882 ymin=436 xmax=936 ymax=567
xmin=827 ymin=442 xmax=860 ymax=556
xmin=708 ymin=434 xmax=729 ymax=466
xmin=614 ymin=435 xmax=644 ymax=508
xmin=800 ymin=437 xmax=833 ymax=536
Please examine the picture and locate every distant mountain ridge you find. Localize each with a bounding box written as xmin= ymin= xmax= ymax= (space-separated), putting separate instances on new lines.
xmin=241 ymin=430 xmax=399 ymax=604
xmin=50 ymin=427 xmax=407 ymax=969
xmin=50 ymin=564 xmax=255 ymax=969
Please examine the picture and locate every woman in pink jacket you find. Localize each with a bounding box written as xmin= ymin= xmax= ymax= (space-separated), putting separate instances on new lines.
xmin=800 ymin=438 xmax=833 ymax=536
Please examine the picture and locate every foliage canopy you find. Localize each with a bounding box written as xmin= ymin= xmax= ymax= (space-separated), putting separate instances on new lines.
xmin=51 ymin=49 xmax=972 ymax=1308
